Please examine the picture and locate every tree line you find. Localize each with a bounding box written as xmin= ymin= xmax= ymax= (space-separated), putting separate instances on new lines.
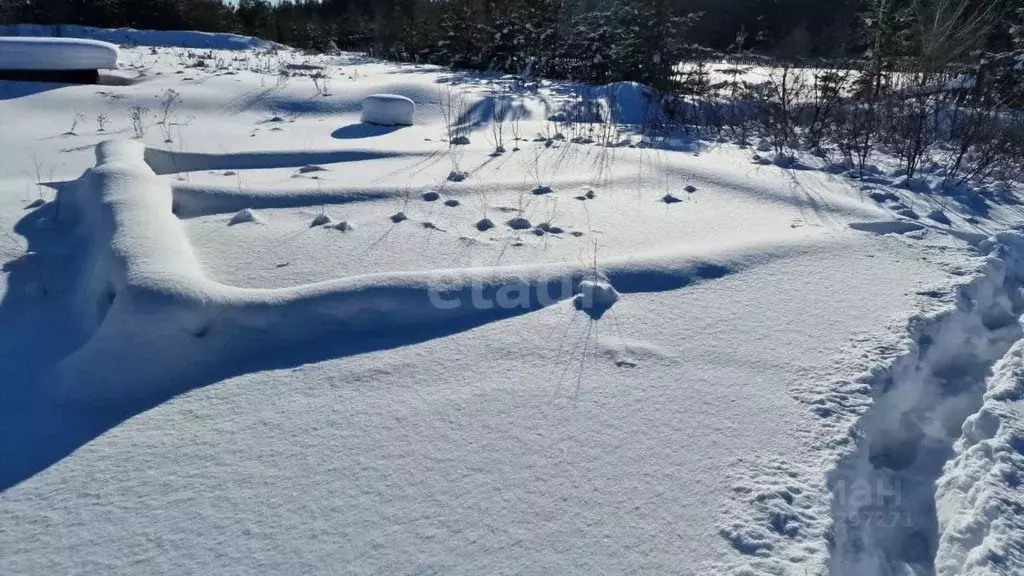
xmin=1 ymin=0 xmax=1021 ymax=91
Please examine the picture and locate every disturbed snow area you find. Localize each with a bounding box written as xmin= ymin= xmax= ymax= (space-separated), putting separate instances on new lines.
xmin=0 ymin=31 xmax=1023 ymax=576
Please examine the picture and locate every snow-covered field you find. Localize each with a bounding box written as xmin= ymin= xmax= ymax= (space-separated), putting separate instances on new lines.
xmin=1 ymin=31 xmax=1022 ymax=576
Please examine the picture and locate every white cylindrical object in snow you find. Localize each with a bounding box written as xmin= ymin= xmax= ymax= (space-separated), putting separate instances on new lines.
xmin=360 ymin=94 xmax=415 ymax=126
xmin=0 ymin=37 xmax=119 ymax=70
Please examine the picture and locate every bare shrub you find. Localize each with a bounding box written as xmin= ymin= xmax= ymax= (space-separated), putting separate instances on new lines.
xmin=311 ymin=70 xmax=331 ymax=96
xmin=439 ymin=83 xmax=470 ymax=145
xmin=804 ymin=69 xmax=850 ymax=150
xmin=128 ymin=106 xmax=152 ymax=138
xmin=488 ymin=89 xmax=508 ymax=154
xmin=159 ymin=89 xmax=182 ymax=125
xmin=66 ymin=112 xmax=86 ymax=135
xmin=509 ymin=98 xmax=524 ymax=151
xmin=761 ymin=64 xmax=806 ymax=158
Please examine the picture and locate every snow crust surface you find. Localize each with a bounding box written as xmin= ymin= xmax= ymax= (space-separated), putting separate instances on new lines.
xmin=0 ymin=28 xmax=1023 ymax=576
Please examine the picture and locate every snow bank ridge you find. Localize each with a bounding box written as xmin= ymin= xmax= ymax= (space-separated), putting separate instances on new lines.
xmin=54 ymin=140 xmax=804 ymax=403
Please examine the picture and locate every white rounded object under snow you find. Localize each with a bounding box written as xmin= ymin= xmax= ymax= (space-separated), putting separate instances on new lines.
xmin=360 ymin=94 xmax=415 ymax=126
xmin=0 ymin=37 xmax=119 ymax=70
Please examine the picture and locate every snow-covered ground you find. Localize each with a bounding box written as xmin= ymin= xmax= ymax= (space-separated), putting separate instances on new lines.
xmin=1 ymin=31 xmax=1022 ymax=576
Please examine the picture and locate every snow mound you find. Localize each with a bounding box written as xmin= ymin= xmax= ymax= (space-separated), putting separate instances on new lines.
xmin=228 ymin=208 xmax=260 ymax=225
xmin=573 ymin=280 xmax=619 ymax=319
xmin=0 ymin=37 xmax=118 ymax=70
xmin=360 ymin=94 xmax=415 ymax=126
xmin=507 ymin=217 xmax=532 ymax=230
xmin=54 ymin=139 xmax=207 ymax=335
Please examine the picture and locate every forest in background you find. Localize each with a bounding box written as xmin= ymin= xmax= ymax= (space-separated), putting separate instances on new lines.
xmin=1 ymin=1 xmax=1021 ymax=86
xmin=2 ymin=0 xmax=1023 ymax=185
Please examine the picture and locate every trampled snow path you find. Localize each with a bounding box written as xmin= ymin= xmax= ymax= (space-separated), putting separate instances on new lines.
xmin=701 ymin=233 xmax=1024 ymax=576
xmin=824 ymin=239 xmax=1024 ymax=576
xmin=936 ymin=338 xmax=1024 ymax=575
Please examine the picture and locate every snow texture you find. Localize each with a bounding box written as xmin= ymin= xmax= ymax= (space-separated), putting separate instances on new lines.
xmin=4 ymin=33 xmax=1024 ymax=576
xmin=935 ymin=341 xmax=1024 ymax=575
xmin=931 ymin=233 xmax=1024 ymax=576
xmin=360 ymin=93 xmax=415 ymax=126
xmin=0 ymin=37 xmax=119 ymax=70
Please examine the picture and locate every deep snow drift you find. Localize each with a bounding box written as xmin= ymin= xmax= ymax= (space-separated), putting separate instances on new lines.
xmin=1 ymin=28 xmax=1023 ymax=576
